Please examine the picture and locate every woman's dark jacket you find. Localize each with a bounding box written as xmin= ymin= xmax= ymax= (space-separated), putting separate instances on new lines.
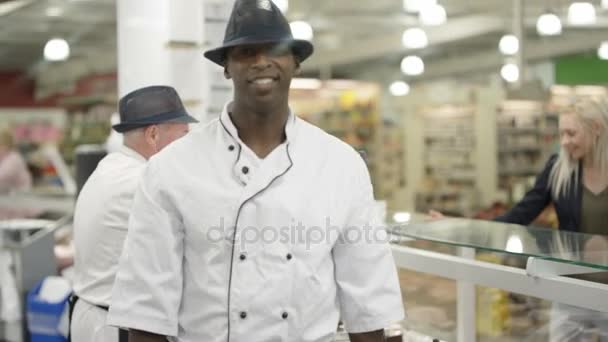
xmin=495 ymin=155 xmax=583 ymax=232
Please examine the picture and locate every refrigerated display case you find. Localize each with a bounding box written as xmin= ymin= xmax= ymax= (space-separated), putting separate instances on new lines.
xmin=389 ymin=217 xmax=608 ymax=342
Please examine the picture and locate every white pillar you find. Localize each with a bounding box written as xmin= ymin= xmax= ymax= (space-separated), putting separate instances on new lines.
xmin=512 ymin=0 xmax=524 ymax=87
xmin=474 ymin=77 xmax=504 ymax=206
xmin=116 ymin=0 xmax=208 ymax=121
xmin=202 ymin=0 xmax=235 ymax=121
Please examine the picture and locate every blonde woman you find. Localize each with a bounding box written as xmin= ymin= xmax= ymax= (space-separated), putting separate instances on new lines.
xmin=493 ymin=97 xmax=608 ymax=341
xmin=494 ymin=98 xmax=608 ymax=233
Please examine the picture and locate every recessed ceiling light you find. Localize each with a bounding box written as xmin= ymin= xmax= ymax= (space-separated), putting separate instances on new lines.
xmin=389 ymin=81 xmax=411 ymax=96
xmin=500 ymin=63 xmax=520 ymax=83
xmin=568 ymin=2 xmax=596 ymax=26
xmin=402 ymin=28 xmax=428 ymax=49
xmin=499 ymin=35 xmax=519 ymax=55
xmin=289 ymin=21 xmax=313 ymax=41
xmin=401 ymin=56 xmax=425 ymax=76
xmin=419 ymin=3 xmax=447 ymax=26
xmin=536 ymin=12 xmax=562 ymax=36
xmin=44 ymin=38 xmax=70 ymax=61
xmin=272 ymin=0 xmax=288 ymax=13
xmin=598 ymin=41 xmax=608 ymax=60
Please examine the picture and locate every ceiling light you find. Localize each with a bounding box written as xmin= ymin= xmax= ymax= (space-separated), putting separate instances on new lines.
xmin=402 ymin=28 xmax=428 ymax=49
xmin=419 ymin=3 xmax=447 ymax=26
xmin=389 ymin=81 xmax=410 ymax=96
xmin=46 ymin=6 xmax=63 ymax=17
xmin=403 ymin=0 xmax=436 ymax=13
xmin=501 ymin=63 xmax=520 ymax=83
xmin=536 ymin=12 xmax=562 ymax=36
xmin=289 ymin=21 xmax=313 ymax=41
xmin=568 ymin=2 xmax=596 ymax=26
xmin=401 ymin=56 xmax=425 ymax=76
xmin=498 ymin=35 xmax=519 ymax=55
xmin=44 ymin=38 xmax=70 ymax=62
xmin=598 ymin=41 xmax=608 ymax=60
xmin=272 ymin=0 xmax=288 ymax=13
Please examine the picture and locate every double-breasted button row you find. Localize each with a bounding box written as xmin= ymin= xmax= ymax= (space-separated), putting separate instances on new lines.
xmin=237 ymin=311 xmax=288 ymax=320
xmin=239 ymin=253 xmax=292 ymax=261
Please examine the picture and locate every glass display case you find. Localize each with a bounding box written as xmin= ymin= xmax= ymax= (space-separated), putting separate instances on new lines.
xmin=389 ymin=218 xmax=608 ymax=342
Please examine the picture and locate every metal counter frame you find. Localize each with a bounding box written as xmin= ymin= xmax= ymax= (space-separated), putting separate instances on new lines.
xmin=391 ymin=242 xmax=608 ymax=342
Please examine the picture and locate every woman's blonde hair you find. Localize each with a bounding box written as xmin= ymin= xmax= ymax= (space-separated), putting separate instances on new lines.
xmin=549 ymin=96 xmax=608 ymax=198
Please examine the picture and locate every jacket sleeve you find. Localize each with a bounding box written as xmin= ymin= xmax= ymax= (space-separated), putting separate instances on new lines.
xmin=332 ymin=152 xmax=405 ymax=333
xmin=494 ymin=155 xmax=556 ymax=226
xmin=107 ymin=160 xmax=184 ymax=337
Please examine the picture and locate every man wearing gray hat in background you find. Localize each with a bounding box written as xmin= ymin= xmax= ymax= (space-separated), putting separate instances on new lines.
xmin=108 ymin=1 xmax=404 ymax=341
xmin=70 ymin=85 xmax=197 ymax=342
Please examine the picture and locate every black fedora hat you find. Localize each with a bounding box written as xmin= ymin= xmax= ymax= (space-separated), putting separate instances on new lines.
xmin=204 ymin=0 xmax=314 ymax=66
xmin=112 ymin=85 xmax=198 ymax=133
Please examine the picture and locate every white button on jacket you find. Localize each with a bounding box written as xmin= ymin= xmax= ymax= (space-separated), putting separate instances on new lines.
xmin=107 ymin=105 xmax=405 ymax=342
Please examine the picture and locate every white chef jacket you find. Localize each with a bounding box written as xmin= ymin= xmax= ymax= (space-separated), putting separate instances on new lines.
xmin=107 ymin=105 xmax=405 ymax=342
xmin=72 ymin=145 xmax=146 ymax=306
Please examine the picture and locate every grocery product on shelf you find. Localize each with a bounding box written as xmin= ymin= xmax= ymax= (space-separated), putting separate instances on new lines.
xmin=496 ymin=100 xmax=558 ymax=203
xmin=417 ymin=105 xmax=478 ymax=217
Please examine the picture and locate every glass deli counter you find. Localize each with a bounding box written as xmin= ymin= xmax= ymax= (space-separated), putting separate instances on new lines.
xmin=389 ymin=218 xmax=608 ymax=342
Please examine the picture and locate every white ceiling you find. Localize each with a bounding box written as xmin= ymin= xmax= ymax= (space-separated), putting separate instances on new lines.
xmin=0 ymin=0 xmax=115 ymax=71
xmin=1 ymin=0 xmax=607 ymax=84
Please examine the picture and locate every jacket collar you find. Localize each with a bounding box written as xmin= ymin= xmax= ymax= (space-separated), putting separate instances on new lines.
xmin=119 ymin=145 xmax=147 ymax=163
xmin=219 ymin=102 xmax=297 ymax=145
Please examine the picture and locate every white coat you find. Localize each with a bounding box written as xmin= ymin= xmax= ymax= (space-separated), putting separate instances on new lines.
xmin=107 ymin=106 xmax=405 ymax=342
xmin=71 ymin=146 xmax=146 ymax=341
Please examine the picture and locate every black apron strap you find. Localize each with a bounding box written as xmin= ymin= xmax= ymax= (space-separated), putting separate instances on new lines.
xmin=67 ymin=294 xmax=79 ymax=342
xmin=68 ymin=295 xmax=127 ymax=342
xmin=119 ymin=328 xmax=129 ymax=342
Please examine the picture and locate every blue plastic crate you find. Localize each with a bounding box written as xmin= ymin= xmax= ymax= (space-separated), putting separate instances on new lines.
xmin=26 ymin=278 xmax=71 ymax=342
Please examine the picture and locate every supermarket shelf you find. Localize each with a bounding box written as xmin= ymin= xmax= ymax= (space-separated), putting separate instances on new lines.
xmin=498 ymin=146 xmax=542 ymax=153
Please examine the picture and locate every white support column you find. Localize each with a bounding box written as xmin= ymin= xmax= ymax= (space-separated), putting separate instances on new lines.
xmin=116 ymin=0 xmax=208 ymax=121
xmin=475 ymin=78 xmax=504 ymax=206
xmin=201 ymin=0 xmax=234 ymax=121
xmin=457 ymin=247 xmax=476 ymax=342
xmin=512 ymin=0 xmax=524 ymax=87
xmin=401 ymin=91 xmax=425 ymax=211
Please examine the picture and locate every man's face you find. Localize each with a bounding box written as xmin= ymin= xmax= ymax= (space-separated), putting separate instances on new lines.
xmin=224 ymin=43 xmax=299 ymax=107
xmin=156 ymin=123 xmax=190 ymax=151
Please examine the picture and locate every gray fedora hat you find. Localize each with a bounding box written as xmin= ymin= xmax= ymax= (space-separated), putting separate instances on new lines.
xmin=204 ymin=0 xmax=314 ymax=66
xmin=112 ymin=85 xmax=198 ymax=133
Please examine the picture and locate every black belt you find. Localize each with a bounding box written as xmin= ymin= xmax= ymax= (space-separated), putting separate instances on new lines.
xmin=68 ymin=295 xmax=128 ymax=342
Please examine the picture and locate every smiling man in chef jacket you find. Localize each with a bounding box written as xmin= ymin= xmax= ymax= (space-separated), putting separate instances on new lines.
xmin=107 ymin=1 xmax=405 ymax=341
